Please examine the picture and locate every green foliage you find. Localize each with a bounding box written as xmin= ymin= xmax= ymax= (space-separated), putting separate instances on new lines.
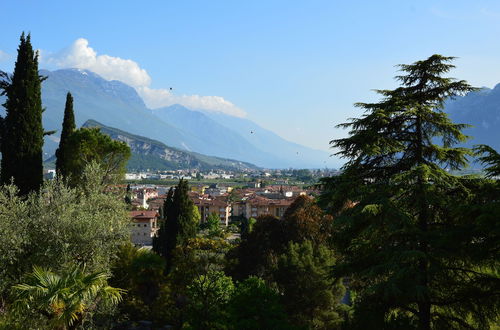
xmin=169 ymin=237 xmax=231 ymax=294
xmin=274 ymin=241 xmax=344 ymax=329
xmin=191 ymin=204 xmax=201 ymax=225
xmin=230 ymin=197 xmax=333 ymax=282
xmin=186 ymin=270 xmax=234 ymax=329
xmin=0 ymin=33 xmax=45 ymax=195
xmin=228 ymin=215 xmax=287 ymax=282
xmin=12 ymin=265 xmax=124 ymax=329
xmin=239 ymin=216 xmax=256 ymax=238
xmin=152 ymin=187 xmax=173 ymax=257
xmin=0 ymin=162 xmax=130 ymax=297
xmin=64 ymin=127 xmax=131 ymax=186
xmin=228 ymin=276 xmax=290 ymax=330
xmin=162 ymin=179 xmax=199 ymax=269
xmin=283 ymin=195 xmax=333 ymax=245
xmin=164 ymin=237 xmax=231 ymax=327
xmin=322 ymin=55 xmax=499 ymax=329
xmin=199 ymin=212 xmax=225 ymax=238
xmin=109 ymin=243 xmax=166 ymax=322
xmin=475 ymin=144 xmax=500 ymax=178
xmin=55 ymin=92 xmax=76 ymax=179
xmin=124 ymin=183 xmax=132 ymax=205
xmin=206 ymin=212 xmax=220 ymax=231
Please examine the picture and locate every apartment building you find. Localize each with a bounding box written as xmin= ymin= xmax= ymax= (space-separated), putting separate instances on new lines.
xmin=193 ymin=196 xmax=232 ymax=226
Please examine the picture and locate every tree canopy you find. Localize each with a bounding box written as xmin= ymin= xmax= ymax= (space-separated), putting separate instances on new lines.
xmin=55 ymin=92 xmax=76 ymax=179
xmin=321 ymin=54 xmax=499 ymax=329
xmin=0 ymin=33 xmax=46 ymax=195
xmin=64 ymin=127 xmax=130 ymax=186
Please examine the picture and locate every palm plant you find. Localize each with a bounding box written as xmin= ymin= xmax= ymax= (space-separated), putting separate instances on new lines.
xmin=13 ymin=265 xmax=124 ymax=329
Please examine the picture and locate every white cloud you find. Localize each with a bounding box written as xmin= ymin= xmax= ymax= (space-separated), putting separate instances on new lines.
xmin=43 ymin=38 xmax=151 ymax=88
xmin=137 ymin=86 xmax=246 ymax=117
xmin=42 ymin=38 xmax=246 ymax=117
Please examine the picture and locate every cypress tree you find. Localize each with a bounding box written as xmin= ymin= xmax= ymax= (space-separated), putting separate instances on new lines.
xmin=153 ymin=187 xmax=174 ymax=256
xmin=0 ymin=33 xmax=45 ymax=195
xmin=163 ymin=179 xmax=198 ymax=269
xmin=55 ymin=92 xmax=76 ymax=179
xmin=320 ymin=55 xmax=498 ymax=329
xmin=173 ymin=179 xmax=198 ymax=244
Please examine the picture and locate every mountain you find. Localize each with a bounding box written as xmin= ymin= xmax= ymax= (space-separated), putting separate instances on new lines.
xmin=445 ymin=85 xmax=500 ymax=152
xmin=151 ymin=105 xmax=335 ymax=168
xmin=202 ymin=110 xmax=335 ymax=168
xmin=0 ymin=68 xmax=335 ymax=168
xmin=151 ymin=105 xmax=298 ymax=167
xmin=37 ymin=69 xmax=205 ymax=157
xmin=39 ymin=69 xmax=338 ymax=168
xmin=2 ymin=68 xmax=499 ymax=168
xmin=82 ymin=119 xmax=259 ymax=171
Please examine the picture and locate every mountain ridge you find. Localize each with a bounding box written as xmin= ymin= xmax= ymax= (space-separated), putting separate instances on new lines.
xmin=82 ymin=119 xmax=260 ymax=171
xmin=5 ymin=68 xmax=498 ymax=169
xmin=0 ymin=68 xmax=336 ymax=168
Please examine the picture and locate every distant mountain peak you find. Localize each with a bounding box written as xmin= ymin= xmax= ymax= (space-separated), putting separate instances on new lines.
xmin=42 ymin=68 xmax=147 ymax=109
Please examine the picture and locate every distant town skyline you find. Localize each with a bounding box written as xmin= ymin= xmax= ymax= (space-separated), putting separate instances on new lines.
xmin=2 ymin=1 xmax=500 ymax=154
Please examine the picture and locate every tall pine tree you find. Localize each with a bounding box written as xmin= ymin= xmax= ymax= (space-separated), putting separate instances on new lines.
xmin=154 ymin=180 xmax=198 ymax=270
xmin=320 ymin=55 xmax=498 ymax=329
xmin=0 ymin=33 xmax=45 ymax=195
xmin=55 ymin=92 xmax=76 ymax=179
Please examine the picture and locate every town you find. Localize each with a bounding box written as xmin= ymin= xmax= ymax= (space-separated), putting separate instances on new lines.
xmin=128 ymin=180 xmax=318 ymax=245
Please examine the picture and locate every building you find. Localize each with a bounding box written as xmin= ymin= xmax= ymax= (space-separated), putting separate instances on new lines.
xmin=129 ymin=210 xmax=159 ymax=246
xmin=192 ymin=196 xmax=232 ymax=226
xmin=232 ymin=195 xmax=295 ymax=219
xmin=204 ymin=183 xmax=228 ymax=197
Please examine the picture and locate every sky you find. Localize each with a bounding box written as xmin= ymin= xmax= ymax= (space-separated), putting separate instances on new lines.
xmin=1 ymin=0 xmax=500 ymax=153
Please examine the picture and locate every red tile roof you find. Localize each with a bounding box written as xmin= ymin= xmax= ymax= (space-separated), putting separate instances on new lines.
xmin=130 ymin=210 xmax=159 ymax=219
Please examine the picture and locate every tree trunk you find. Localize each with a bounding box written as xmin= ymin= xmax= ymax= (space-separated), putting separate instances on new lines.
xmin=416 ymin=110 xmax=431 ymax=330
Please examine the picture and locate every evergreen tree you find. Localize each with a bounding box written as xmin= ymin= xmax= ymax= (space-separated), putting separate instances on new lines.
xmin=274 ymin=241 xmax=344 ymax=329
xmin=475 ymin=144 xmax=500 ymax=178
xmin=153 ymin=187 xmax=174 ymax=256
xmin=55 ymin=92 xmax=76 ymax=179
xmin=320 ymin=55 xmax=498 ymax=329
xmin=0 ymin=33 xmax=45 ymax=195
xmin=124 ymin=183 xmax=132 ymax=205
xmin=162 ymin=180 xmax=198 ymax=269
xmin=228 ymin=277 xmax=290 ymax=330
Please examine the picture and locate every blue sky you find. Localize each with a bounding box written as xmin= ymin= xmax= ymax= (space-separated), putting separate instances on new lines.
xmin=1 ymin=0 xmax=500 ymax=153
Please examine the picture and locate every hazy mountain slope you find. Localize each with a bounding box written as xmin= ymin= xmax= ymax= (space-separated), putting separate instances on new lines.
xmin=445 ymin=85 xmax=500 ymax=152
xmin=152 ymin=105 xmax=336 ymax=168
xmin=151 ymin=105 xmax=287 ymax=167
xmin=202 ymin=110 xmax=335 ymax=168
xmin=1 ymin=68 xmax=338 ymax=167
xmin=82 ymin=119 xmax=260 ymax=171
